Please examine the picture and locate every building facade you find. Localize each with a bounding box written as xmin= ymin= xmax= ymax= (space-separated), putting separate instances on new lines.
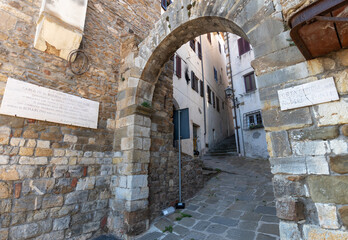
xmin=173 ymin=33 xmax=234 ymax=156
xmin=225 ymin=33 xmax=269 ymax=159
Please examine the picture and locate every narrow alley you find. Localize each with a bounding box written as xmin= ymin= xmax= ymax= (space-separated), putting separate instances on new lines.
xmin=136 ymin=155 xmax=279 ymax=240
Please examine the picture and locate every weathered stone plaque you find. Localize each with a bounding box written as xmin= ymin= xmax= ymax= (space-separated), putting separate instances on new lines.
xmin=0 ymin=78 xmax=99 ymax=129
xmin=278 ymin=77 xmax=339 ymax=111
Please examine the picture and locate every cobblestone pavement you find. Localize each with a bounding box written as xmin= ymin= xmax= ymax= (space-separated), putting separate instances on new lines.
xmin=135 ymin=155 xmax=279 ymax=240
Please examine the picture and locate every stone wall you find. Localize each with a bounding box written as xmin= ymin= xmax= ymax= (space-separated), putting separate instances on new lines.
xmin=148 ymin=60 xmax=204 ymax=220
xmin=262 ymin=49 xmax=348 ymax=239
xmin=117 ymin=0 xmax=348 ymax=239
xmin=0 ymin=0 xmax=160 ymax=239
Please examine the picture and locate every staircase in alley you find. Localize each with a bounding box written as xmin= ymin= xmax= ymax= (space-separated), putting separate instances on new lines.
xmin=206 ymin=135 xmax=238 ymax=156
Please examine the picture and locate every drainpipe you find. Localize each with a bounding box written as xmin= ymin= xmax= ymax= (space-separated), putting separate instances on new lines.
xmin=200 ymin=36 xmax=207 ymax=138
xmin=226 ymin=33 xmax=241 ymax=154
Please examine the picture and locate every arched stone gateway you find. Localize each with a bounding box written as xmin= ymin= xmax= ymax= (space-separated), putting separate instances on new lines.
xmin=113 ymin=0 xmax=348 ymax=239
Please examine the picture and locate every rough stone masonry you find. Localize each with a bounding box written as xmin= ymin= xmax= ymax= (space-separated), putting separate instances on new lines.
xmin=0 ymin=0 xmax=347 ymax=240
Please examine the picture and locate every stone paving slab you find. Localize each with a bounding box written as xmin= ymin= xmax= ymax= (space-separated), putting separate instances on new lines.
xmin=135 ymin=156 xmax=280 ymax=240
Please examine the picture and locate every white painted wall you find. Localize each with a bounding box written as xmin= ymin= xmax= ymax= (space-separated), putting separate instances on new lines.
xmin=173 ymin=33 xmax=234 ymax=156
xmin=226 ymin=33 xmax=269 ymax=159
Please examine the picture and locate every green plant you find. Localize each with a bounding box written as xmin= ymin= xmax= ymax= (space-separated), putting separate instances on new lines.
xmin=215 ymin=168 xmax=222 ymax=173
xmin=163 ymin=225 xmax=173 ymax=233
xmin=175 ymin=212 xmax=192 ymax=221
xmin=166 ymin=16 xmax=169 ymax=21
xmin=249 ymin=124 xmax=263 ymax=130
xmin=141 ymin=101 xmax=151 ymax=108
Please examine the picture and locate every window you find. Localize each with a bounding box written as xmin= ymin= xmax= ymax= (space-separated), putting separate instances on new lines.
xmin=238 ymin=37 xmax=251 ymax=56
xmin=190 ymin=40 xmax=195 ymax=52
xmin=243 ymin=110 xmax=263 ymax=130
xmin=244 ymin=72 xmax=256 ymax=93
xmin=216 ymin=97 xmax=220 ymax=112
xmin=191 ymin=71 xmax=199 ymax=93
xmin=207 ymin=33 xmax=211 ymax=44
xmin=214 ymin=67 xmax=218 ymax=82
xmin=222 ymin=101 xmax=225 ymax=110
xmin=197 ymin=42 xmax=202 ymax=60
xmin=218 ymin=42 xmax=221 ymax=54
xmin=212 ymin=92 xmax=215 ymax=108
xmin=161 ymin=0 xmax=172 ymax=10
xmin=176 ymin=55 xmax=181 ymax=78
xmin=200 ymin=80 xmax=204 ymax=97
xmin=207 ymin=86 xmax=212 ymax=104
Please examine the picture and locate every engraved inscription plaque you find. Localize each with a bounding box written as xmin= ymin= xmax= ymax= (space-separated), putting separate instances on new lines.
xmin=278 ymin=78 xmax=339 ymax=111
xmin=0 ymin=78 xmax=99 ymax=129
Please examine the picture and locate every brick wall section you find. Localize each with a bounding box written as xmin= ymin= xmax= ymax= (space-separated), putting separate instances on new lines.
xmin=0 ymin=0 xmax=160 ymax=239
xmin=148 ymin=60 xmax=204 ymax=220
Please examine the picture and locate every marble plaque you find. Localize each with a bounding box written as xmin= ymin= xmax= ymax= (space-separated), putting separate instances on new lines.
xmin=278 ymin=77 xmax=339 ymax=111
xmin=0 ymin=78 xmax=99 ymax=129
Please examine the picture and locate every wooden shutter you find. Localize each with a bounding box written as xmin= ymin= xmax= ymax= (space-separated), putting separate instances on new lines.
xmin=198 ymin=42 xmax=202 ymax=60
xmin=190 ymin=40 xmax=195 ymax=52
xmin=200 ymin=81 xmax=204 ymax=97
xmin=191 ymin=71 xmax=195 ymax=90
xmin=217 ymin=97 xmax=220 ymax=112
xmin=176 ymin=55 xmax=181 ymax=78
xmin=212 ymin=92 xmax=215 ymax=108
xmin=238 ymin=38 xmax=251 ymax=56
xmin=207 ymin=33 xmax=211 ymax=44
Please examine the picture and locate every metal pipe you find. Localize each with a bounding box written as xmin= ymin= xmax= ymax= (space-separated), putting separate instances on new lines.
xmin=178 ymin=110 xmax=182 ymax=203
xmin=200 ymin=36 xmax=207 ymax=137
xmin=225 ymin=33 xmax=241 ymax=154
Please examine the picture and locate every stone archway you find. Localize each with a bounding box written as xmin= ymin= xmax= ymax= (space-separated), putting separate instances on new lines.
xmin=112 ymin=0 xmax=348 ymax=239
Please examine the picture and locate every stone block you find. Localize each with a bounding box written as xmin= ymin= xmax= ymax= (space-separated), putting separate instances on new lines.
xmin=82 ymin=221 xmax=100 ymax=233
xmin=315 ymin=203 xmax=340 ymax=229
xmin=257 ymin=62 xmax=309 ymax=89
xmin=127 ymin=175 xmax=148 ymax=188
xmin=19 ymin=156 xmax=48 ymax=165
xmin=0 ymin=228 xmax=8 ymax=240
xmin=0 ymin=166 xmax=19 ymax=180
xmin=35 ymin=148 xmax=53 ymax=157
xmin=26 ymin=139 xmax=37 ymax=148
xmin=0 ymin=182 xmax=11 ymax=199
xmin=267 ymin=131 xmax=291 ymax=157
xmin=10 ymin=223 xmax=40 ymax=240
xmin=262 ymin=108 xmax=312 ymax=131
xmin=37 ymin=140 xmax=50 ymax=148
xmin=63 ymin=134 xmax=78 ymax=143
xmin=0 ymin=127 xmax=10 ymax=145
xmin=276 ymin=198 xmax=304 ymax=221
xmin=53 ymin=216 xmax=70 ymax=231
xmin=329 ymin=139 xmax=348 ymax=155
xmin=10 ymin=138 xmax=25 ymax=147
xmin=337 ymin=49 xmax=348 ymax=66
xmin=314 ymin=98 xmax=348 ymax=126
xmin=338 ymin=206 xmax=348 ymax=228
xmin=270 ymin=157 xmax=306 ymax=174
xmin=0 ymin=10 xmax=17 ymax=32
xmin=308 ymin=176 xmax=348 ymax=204
xmin=279 ymin=221 xmax=301 ymax=240
xmin=273 ymin=175 xmax=307 ymax=198
xmin=23 ymin=130 xmax=39 ymax=139
xmin=19 ymin=147 xmax=34 ymax=156
xmin=51 ymin=157 xmax=68 ymax=165
xmin=290 ymin=126 xmax=339 ymax=141
xmin=304 ymin=224 xmax=348 ymax=239
xmin=330 ymin=155 xmax=348 ymax=174
xmin=342 ymin=124 xmax=348 ymax=137
xmin=76 ymin=177 xmax=96 ymax=190
xmin=306 ymin=156 xmax=329 ymax=175
xmin=0 ymin=155 xmax=9 ymax=164
xmin=42 ymin=195 xmax=64 ymax=209
xmin=291 ymin=141 xmax=329 ymax=156
xmin=0 ymin=199 xmax=11 ymax=214
xmin=65 ymin=191 xmax=88 ymax=204
xmin=13 ymin=195 xmax=42 ymax=212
